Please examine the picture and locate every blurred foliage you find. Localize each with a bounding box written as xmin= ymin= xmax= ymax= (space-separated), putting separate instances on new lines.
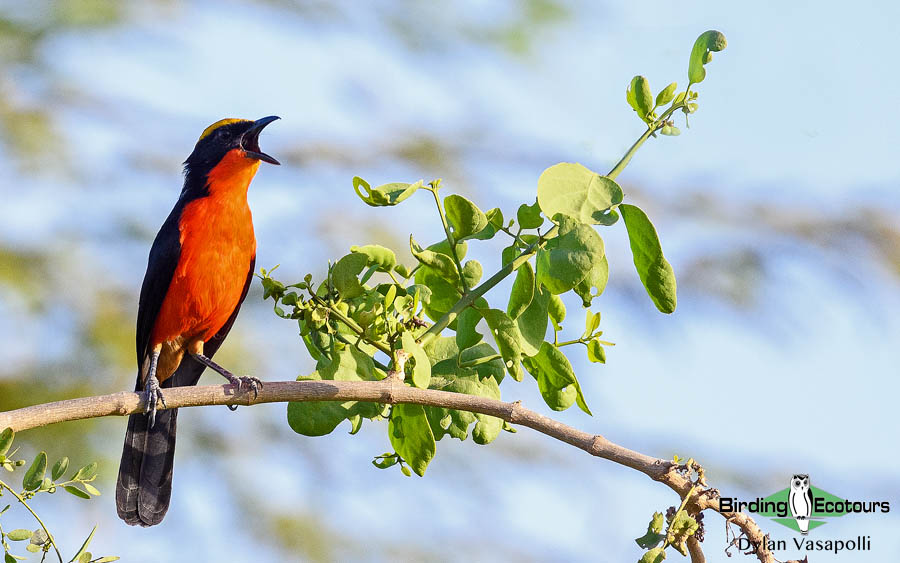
xmin=0 ymin=427 xmax=117 ymax=563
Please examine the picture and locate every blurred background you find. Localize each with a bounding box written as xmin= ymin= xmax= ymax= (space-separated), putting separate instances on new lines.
xmin=1 ymin=1 xmax=898 ymax=561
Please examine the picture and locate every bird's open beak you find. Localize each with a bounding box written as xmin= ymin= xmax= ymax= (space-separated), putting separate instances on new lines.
xmin=241 ymin=115 xmax=281 ymax=165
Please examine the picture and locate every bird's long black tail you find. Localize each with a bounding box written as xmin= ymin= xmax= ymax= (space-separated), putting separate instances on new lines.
xmin=116 ymin=406 xmax=178 ymax=526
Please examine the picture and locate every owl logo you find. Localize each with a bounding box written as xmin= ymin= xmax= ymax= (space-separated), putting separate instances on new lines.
xmin=789 ymin=474 xmax=813 ymax=534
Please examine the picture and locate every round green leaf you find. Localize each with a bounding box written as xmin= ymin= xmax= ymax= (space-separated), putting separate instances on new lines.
xmin=620 ymin=204 xmax=677 ymax=314
xmin=350 ymin=245 xmax=397 ymax=272
xmin=522 ymin=342 xmax=592 ymax=415
xmin=455 ymin=307 xmax=483 ymax=350
xmin=444 ymin=194 xmax=488 ymax=239
xmin=410 ymin=236 xmax=459 ymax=284
xmin=537 ymin=163 xmax=623 ymax=225
xmin=535 ymin=214 xmax=605 ymax=295
xmin=573 ymin=253 xmax=609 ymax=307
xmin=332 ymin=252 xmax=368 ymax=299
xmin=516 ymin=199 xmax=544 ymax=229
xmin=462 ymin=260 xmax=482 ymax=288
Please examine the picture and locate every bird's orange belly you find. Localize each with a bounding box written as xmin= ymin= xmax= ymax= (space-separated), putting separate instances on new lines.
xmin=150 ymin=196 xmax=256 ymax=353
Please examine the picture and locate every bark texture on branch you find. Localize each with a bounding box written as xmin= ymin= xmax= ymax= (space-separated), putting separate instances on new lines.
xmin=0 ymin=379 xmax=791 ymax=563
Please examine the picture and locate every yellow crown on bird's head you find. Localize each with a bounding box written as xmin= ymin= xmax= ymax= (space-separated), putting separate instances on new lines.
xmin=198 ymin=118 xmax=248 ymax=141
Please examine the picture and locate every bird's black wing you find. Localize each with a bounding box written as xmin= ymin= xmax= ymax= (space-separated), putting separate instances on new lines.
xmin=133 ymin=202 xmax=185 ymax=389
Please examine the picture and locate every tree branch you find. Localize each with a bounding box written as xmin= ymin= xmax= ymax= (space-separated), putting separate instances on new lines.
xmin=0 ymin=380 xmax=794 ymax=562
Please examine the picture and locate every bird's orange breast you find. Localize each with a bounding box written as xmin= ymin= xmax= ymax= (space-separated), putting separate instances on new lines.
xmin=150 ymin=150 xmax=259 ymax=350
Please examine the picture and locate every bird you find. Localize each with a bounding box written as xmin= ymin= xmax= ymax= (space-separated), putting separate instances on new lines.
xmin=789 ymin=473 xmax=813 ymax=535
xmin=116 ymin=116 xmax=280 ymax=527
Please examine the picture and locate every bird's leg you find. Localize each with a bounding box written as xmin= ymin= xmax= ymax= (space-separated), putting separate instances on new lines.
xmin=190 ymin=352 xmax=262 ymax=410
xmin=143 ymin=346 xmax=166 ymax=427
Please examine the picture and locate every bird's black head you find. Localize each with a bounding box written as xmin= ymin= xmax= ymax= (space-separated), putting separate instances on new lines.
xmin=184 ymin=116 xmax=280 ymax=176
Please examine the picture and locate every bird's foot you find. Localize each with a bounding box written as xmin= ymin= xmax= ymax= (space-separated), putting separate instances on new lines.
xmin=223 ymin=374 xmax=263 ymax=411
xmin=143 ymin=375 xmax=167 ymax=427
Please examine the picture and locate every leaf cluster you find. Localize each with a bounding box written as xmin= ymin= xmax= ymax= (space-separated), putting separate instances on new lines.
xmin=0 ymin=428 xmax=117 ymax=563
xmin=260 ymin=30 xmax=726 ymax=479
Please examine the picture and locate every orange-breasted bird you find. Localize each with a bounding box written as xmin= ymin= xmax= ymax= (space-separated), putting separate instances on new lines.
xmin=116 ymin=116 xmax=280 ymax=526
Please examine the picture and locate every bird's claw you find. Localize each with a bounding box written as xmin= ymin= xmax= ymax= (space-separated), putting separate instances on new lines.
xmin=224 ymin=375 xmax=263 ymax=411
xmin=143 ymin=376 xmax=166 ymax=428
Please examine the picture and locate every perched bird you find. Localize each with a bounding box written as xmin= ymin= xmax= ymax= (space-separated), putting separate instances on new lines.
xmin=116 ymin=116 xmax=280 ymax=526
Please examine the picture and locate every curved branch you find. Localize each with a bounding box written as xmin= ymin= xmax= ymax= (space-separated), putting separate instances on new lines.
xmin=0 ymin=380 xmax=791 ymax=563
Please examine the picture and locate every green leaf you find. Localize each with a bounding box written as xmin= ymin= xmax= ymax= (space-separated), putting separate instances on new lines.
xmin=26 ymin=545 xmax=41 ymax=553
xmin=456 ymin=307 xmax=483 ymax=350
xmin=69 ymin=525 xmax=96 ymax=563
xmin=688 ymin=30 xmax=727 ymax=85
xmin=507 ymin=261 xmax=535 ymax=320
xmin=83 ymin=483 xmax=101 ymax=496
xmin=457 ymin=342 xmax=506 ymax=384
xmin=573 ymin=253 xmax=609 ymax=307
xmin=410 ymin=236 xmax=459 ymax=284
xmin=656 ymin=82 xmax=677 ymax=106
xmin=287 ymin=347 xmax=380 ymax=436
xmin=620 ymin=204 xmax=677 ymax=313
xmin=516 ymin=198 xmax=544 ymax=229
xmin=389 ymin=403 xmax=435 ymax=476
xmin=516 ymin=285 xmax=549 ymax=357
xmin=462 ymin=260 xmax=482 ymax=288
xmin=587 ymin=339 xmax=606 ymax=363
xmin=353 ymin=177 xmax=423 ymax=206
xmin=64 ymin=485 xmax=91 ymax=499
xmin=350 ymin=245 xmax=397 ymax=272
xmin=537 ymin=163 xmax=624 ymax=225
xmin=626 ymin=75 xmax=654 ymax=121
xmin=585 ymin=310 xmax=601 ymax=335
xmin=93 ymin=558 xmax=120 ymax=563
xmin=536 ymin=214 xmax=605 ymax=295
xmin=482 ymin=309 xmax=523 ymax=381
xmin=638 ymin=547 xmax=666 ymax=563
xmin=635 ymin=512 xmax=665 ymax=548
xmin=72 ymin=461 xmax=98 ymax=481
xmin=6 ymin=529 xmax=32 ymax=541
xmin=5 ymin=554 xmax=15 ymax=563
xmin=22 ymin=452 xmax=47 ymax=491
xmin=444 ymin=194 xmax=488 ymax=239
xmin=332 ymin=252 xmax=368 ymax=299
xmin=401 ymin=331 xmax=431 ymax=389
xmin=51 ymin=456 xmax=69 ymax=481
xmin=423 ymin=335 xmax=459 ymax=366
xmin=522 ymin=342 xmax=592 ymax=415
xmin=548 ymin=293 xmax=566 ymax=330
xmin=0 ymin=428 xmax=12 ymax=456
xmin=426 ymin=372 xmax=502 ymax=444
xmin=414 ymin=266 xmax=459 ymax=322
